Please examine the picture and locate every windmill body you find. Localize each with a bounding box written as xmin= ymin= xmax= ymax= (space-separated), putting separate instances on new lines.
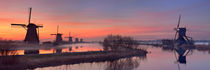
xmin=65 ymin=32 xmax=73 ymax=43
xmin=24 ymin=23 xmax=40 ymax=43
xmin=75 ymin=38 xmax=79 ymax=43
xmin=66 ymin=36 xmax=73 ymax=43
xmin=51 ymin=33 xmax=63 ymax=44
xmin=55 ymin=33 xmax=63 ymax=43
xmin=177 ymin=28 xmax=187 ymax=46
xmin=80 ymin=38 xmax=83 ymax=43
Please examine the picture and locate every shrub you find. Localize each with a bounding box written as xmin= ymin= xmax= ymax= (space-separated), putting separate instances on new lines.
xmin=103 ymin=35 xmax=138 ymax=51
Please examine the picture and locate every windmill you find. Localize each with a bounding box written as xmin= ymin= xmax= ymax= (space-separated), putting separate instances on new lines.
xmin=80 ymin=38 xmax=83 ymax=43
xmin=173 ymin=15 xmax=194 ymax=46
xmin=73 ymin=35 xmax=81 ymax=43
xmin=11 ymin=8 xmax=43 ymax=44
xmin=51 ymin=25 xmax=63 ymax=44
xmin=65 ymin=33 xmax=83 ymax=43
xmin=65 ymin=32 xmax=73 ymax=43
xmin=75 ymin=38 xmax=79 ymax=43
xmin=173 ymin=15 xmax=194 ymax=70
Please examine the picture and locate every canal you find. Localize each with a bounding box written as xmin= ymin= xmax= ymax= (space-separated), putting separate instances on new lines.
xmin=33 ymin=44 xmax=210 ymax=70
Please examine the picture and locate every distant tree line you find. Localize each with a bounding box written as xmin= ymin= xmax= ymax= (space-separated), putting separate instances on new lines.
xmin=103 ymin=35 xmax=139 ymax=51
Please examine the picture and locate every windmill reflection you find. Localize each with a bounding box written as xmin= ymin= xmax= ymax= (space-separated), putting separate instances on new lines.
xmin=174 ymin=46 xmax=192 ymax=64
xmin=172 ymin=15 xmax=194 ymax=64
xmin=105 ymin=57 xmax=145 ymax=70
xmin=69 ymin=46 xmax=72 ymax=51
xmin=24 ymin=50 xmax=39 ymax=54
xmin=170 ymin=15 xmax=196 ymax=70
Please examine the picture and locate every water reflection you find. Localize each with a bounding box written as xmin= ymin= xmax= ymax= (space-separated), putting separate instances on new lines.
xmin=34 ymin=55 xmax=146 ymax=70
xmin=33 ymin=45 xmax=210 ymax=70
xmin=1 ymin=43 xmax=210 ymax=70
xmin=24 ymin=50 xmax=39 ymax=54
xmin=105 ymin=57 xmax=145 ymax=70
xmin=0 ymin=43 xmax=103 ymax=56
xmin=159 ymin=44 xmax=195 ymax=70
xmin=174 ymin=47 xmax=190 ymax=64
xmin=56 ymin=49 xmax=62 ymax=53
xmin=69 ymin=47 xmax=72 ymax=51
xmin=0 ymin=49 xmax=24 ymax=56
xmin=0 ymin=49 xmax=18 ymax=56
xmin=161 ymin=45 xmax=193 ymax=64
xmin=0 ymin=48 xmax=22 ymax=67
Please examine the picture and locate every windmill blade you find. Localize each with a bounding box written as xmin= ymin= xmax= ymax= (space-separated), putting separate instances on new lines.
xmin=57 ymin=25 xmax=59 ymax=34
xmin=174 ymin=15 xmax=182 ymax=40
xmin=11 ymin=23 xmax=27 ymax=30
xmin=65 ymin=36 xmax=73 ymax=38
xmin=174 ymin=31 xmax=178 ymax=40
xmin=63 ymin=32 xmax=72 ymax=38
xmin=65 ymin=36 xmax=72 ymax=38
xmin=11 ymin=24 xmax=26 ymax=26
xmin=28 ymin=7 xmax=32 ymax=24
xmin=51 ymin=34 xmax=57 ymax=35
xmin=176 ymin=15 xmax=181 ymax=29
xmin=37 ymin=25 xmax=43 ymax=28
xmin=36 ymin=24 xmax=43 ymax=27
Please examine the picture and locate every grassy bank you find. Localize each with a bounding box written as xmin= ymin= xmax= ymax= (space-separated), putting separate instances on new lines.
xmin=0 ymin=49 xmax=147 ymax=70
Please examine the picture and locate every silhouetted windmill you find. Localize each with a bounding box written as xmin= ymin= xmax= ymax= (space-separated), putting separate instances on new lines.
xmin=173 ymin=15 xmax=194 ymax=46
xmin=75 ymin=38 xmax=79 ymax=43
xmin=73 ymin=36 xmax=81 ymax=43
xmin=65 ymin=32 xmax=73 ymax=43
xmin=80 ymin=38 xmax=83 ymax=43
xmin=66 ymin=33 xmax=83 ymax=43
xmin=11 ymin=8 xmax=43 ymax=44
xmin=51 ymin=25 xmax=63 ymax=44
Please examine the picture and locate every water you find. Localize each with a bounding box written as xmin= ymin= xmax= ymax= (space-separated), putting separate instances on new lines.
xmin=34 ymin=44 xmax=210 ymax=70
xmin=0 ymin=43 xmax=103 ymax=56
xmin=1 ymin=43 xmax=210 ymax=70
xmin=194 ymin=42 xmax=209 ymax=45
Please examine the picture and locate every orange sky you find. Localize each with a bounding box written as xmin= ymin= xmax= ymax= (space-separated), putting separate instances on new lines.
xmin=0 ymin=8 xmax=173 ymax=41
xmin=0 ymin=0 xmax=210 ymax=41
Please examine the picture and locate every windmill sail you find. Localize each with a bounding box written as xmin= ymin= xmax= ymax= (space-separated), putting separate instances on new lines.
xmin=11 ymin=24 xmax=26 ymax=26
xmin=11 ymin=8 xmax=43 ymax=44
xmin=28 ymin=8 xmax=32 ymax=24
xmin=174 ymin=15 xmax=181 ymax=40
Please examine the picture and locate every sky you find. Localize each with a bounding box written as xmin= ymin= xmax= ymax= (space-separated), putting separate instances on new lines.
xmin=0 ymin=0 xmax=210 ymax=41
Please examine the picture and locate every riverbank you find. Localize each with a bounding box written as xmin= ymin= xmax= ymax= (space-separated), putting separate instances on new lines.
xmin=0 ymin=48 xmax=147 ymax=70
xmin=196 ymin=45 xmax=210 ymax=52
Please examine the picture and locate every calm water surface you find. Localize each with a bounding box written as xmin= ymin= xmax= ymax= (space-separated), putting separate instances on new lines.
xmin=35 ymin=44 xmax=210 ymax=70
xmin=0 ymin=43 xmax=103 ymax=56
